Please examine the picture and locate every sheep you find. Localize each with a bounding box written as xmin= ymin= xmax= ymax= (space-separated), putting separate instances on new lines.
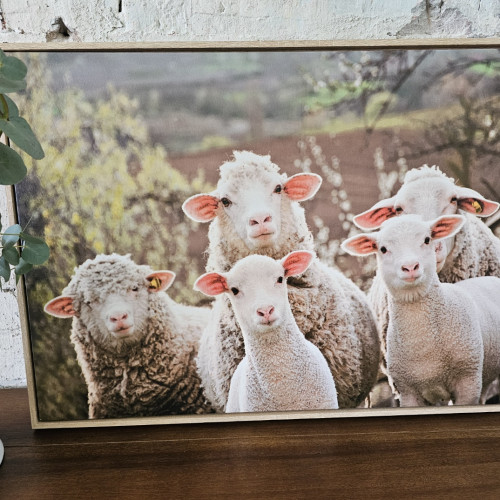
xmin=342 ymin=214 xmax=500 ymax=407
xmin=353 ymin=166 xmax=500 ymax=377
xmin=182 ymin=150 xmax=380 ymax=411
xmin=194 ymin=251 xmax=339 ymax=413
xmin=44 ymin=253 xmax=213 ymax=419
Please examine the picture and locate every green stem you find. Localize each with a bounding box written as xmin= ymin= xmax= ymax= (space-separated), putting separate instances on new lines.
xmin=0 ymin=93 xmax=8 ymax=120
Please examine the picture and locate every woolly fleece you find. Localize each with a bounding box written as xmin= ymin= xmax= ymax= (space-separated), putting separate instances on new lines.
xmin=219 ymin=254 xmax=339 ymax=413
xmin=371 ymin=217 xmax=500 ymax=406
xmin=196 ymin=151 xmax=380 ymax=411
xmin=60 ymin=254 xmax=213 ymax=418
xmin=367 ymin=167 xmax=500 ymax=371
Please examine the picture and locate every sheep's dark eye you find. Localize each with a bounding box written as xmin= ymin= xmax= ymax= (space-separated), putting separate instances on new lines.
xmin=395 ymin=207 xmax=403 ymax=213
xmin=131 ymin=285 xmax=139 ymax=292
xmin=380 ymin=246 xmax=387 ymax=254
xmin=221 ymin=197 xmax=232 ymax=207
xmin=277 ymin=276 xmax=283 ymax=283
xmin=274 ymin=185 xmax=282 ymax=194
xmin=451 ymin=196 xmax=458 ymax=203
xmin=424 ymin=237 xmax=431 ymax=245
xmin=231 ymin=287 xmax=239 ymax=296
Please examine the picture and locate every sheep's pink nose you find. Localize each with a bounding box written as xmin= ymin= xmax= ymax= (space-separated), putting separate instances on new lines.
xmin=257 ymin=305 xmax=275 ymax=321
xmin=401 ymin=262 xmax=420 ymax=273
xmin=110 ymin=312 xmax=128 ymax=323
xmin=249 ymin=213 xmax=272 ymax=227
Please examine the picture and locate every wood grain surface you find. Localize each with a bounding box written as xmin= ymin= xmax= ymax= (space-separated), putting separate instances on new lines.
xmin=1 ymin=38 xmax=500 ymax=52
xmin=1 ymin=388 xmax=500 ymax=499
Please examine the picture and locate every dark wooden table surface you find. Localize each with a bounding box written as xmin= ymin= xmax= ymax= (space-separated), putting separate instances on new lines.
xmin=1 ymin=388 xmax=500 ymax=499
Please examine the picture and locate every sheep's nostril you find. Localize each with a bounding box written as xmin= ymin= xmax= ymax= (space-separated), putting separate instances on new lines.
xmin=257 ymin=306 xmax=274 ymax=320
xmin=110 ymin=312 xmax=128 ymax=323
xmin=402 ymin=262 xmax=419 ymax=273
xmin=249 ymin=214 xmax=272 ymax=227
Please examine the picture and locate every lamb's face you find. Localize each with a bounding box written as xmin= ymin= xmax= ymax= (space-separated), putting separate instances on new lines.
xmin=342 ymin=215 xmax=466 ymax=302
xmin=374 ymin=218 xmax=439 ymax=294
xmin=44 ymin=256 xmax=175 ymax=350
xmin=194 ymin=251 xmax=314 ymax=334
xmin=224 ymin=256 xmax=290 ymax=332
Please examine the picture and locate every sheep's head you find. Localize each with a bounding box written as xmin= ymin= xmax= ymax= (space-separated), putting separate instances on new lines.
xmin=342 ymin=214 xmax=465 ymax=302
xmin=194 ymin=251 xmax=314 ymax=334
xmin=182 ymin=151 xmax=321 ymax=251
xmin=353 ymin=165 xmax=499 ymax=272
xmin=44 ymin=254 xmax=175 ymax=349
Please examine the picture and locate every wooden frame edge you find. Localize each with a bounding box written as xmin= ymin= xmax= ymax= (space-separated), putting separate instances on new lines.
xmin=2 ymin=38 xmax=500 ymax=52
xmin=6 ymin=185 xmax=40 ymax=428
xmin=29 ymin=401 xmax=500 ymax=430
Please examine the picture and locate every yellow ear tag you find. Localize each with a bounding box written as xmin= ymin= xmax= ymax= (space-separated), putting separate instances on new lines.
xmin=149 ymin=277 xmax=161 ymax=290
xmin=472 ymin=200 xmax=483 ymax=213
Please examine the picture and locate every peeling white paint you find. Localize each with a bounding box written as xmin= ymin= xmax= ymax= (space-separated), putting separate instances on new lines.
xmin=0 ymin=0 xmax=499 ymax=387
xmin=0 ymin=0 xmax=498 ymax=43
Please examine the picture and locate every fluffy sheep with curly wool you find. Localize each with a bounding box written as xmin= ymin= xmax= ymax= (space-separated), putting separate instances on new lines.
xmin=353 ymin=165 xmax=500 ymax=374
xmin=183 ymin=151 xmax=380 ymax=411
xmin=44 ymin=253 xmax=213 ymax=418
xmin=342 ymin=214 xmax=500 ymax=407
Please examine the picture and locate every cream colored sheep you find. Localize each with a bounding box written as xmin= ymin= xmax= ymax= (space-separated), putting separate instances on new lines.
xmin=44 ymin=254 xmax=213 ymax=418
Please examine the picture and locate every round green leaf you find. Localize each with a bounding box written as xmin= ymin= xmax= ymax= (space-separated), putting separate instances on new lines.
xmin=0 ymin=142 xmax=27 ymax=184
xmin=2 ymin=245 xmax=19 ymax=265
xmin=0 ymin=75 xmax=26 ymax=94
xmin=0 ymin=255 xmax=10 ymax=281
xmin=0 ymin=52 xmax=27 ymax=80
xmin=0 ymin=116 xmax=44 ymax=159
xmin=15 ymin=257 xmax=33 ymax=278
xmin=20 ymin=232 xmax=50 ymax=265
xmin=2 ymin=223 xmax=21 ymax=247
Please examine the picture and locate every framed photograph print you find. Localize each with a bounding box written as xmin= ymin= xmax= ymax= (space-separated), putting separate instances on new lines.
xmin=7 ymin=40 xmax=500 ymax=428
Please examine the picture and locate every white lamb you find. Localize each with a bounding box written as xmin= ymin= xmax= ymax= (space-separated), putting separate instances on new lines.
xmin=194 ymin=251 xmax=339 ymax=413
xmin=342 ymin=214 xmax=500 ymax=407
xmin=182 ymin=150 xmax=380 ymax=411
xmin=44 ymin=253 xmax=213 ymax=418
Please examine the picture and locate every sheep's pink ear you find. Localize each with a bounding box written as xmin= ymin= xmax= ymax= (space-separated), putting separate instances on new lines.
xmin=430 ymin=215 xmax=466 ymax=240
xmin=194 ymin=272 xmax=229 ymax=296
xmin=353 ymin=196 xmax=398 ymax=230
xmin=44 ymin=296 xmax=76 ymax=318
xmin=182 ymin=194 xmax=219 ymax=222
xmin=284 ymin=173 xmax=322 ymax=201
xmin=281 ymin=251 xmax=315 ymax=277
xmin=146 ymin=271 xmax=176 ymax=292
xmin=341 ymin=234 xmax=378 ymax=256
xmin=456 ymin=187 xmax=499 ymax=217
